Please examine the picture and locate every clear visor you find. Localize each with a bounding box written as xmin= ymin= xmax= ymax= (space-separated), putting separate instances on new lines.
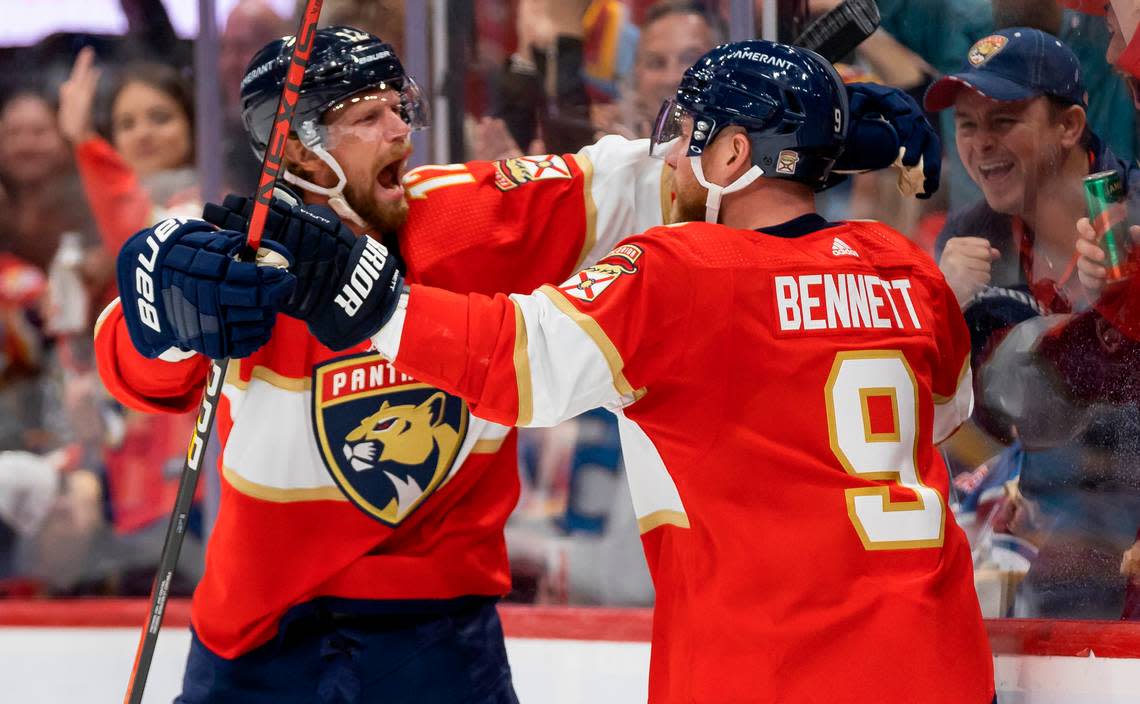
xmin=400 ymin=76 xmax=431 ymax=130
xmin=649 ymin=98 xmax=693 ymax=159
xmin=315 ymin=78 xmax=431 ymax=149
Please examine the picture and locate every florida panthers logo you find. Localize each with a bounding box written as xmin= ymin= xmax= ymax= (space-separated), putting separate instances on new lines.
xmin=967 ymin=35 xmax=1008 ymax=66
xmin=492 ymin=155 xmax=572 ymax=191
xmin=557 ymin=244 xmax=643 ymax=302
xmin=313 ymin=353 xmax=469 ymax=526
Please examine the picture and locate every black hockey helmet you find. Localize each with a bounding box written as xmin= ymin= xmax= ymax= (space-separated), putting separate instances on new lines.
xmin=239 ymin=25 xmax=428 ymax=156
xmin=650 ymin=40 xmax=848 ymax=190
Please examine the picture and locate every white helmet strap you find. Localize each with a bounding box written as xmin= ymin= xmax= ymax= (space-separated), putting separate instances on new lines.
xmin=281 ymin=121 xmax=367 ymax=228
xmin=689 ymin=155 xmax=764 ymax=224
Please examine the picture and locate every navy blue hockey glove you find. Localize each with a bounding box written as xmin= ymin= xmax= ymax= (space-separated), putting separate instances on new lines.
xmin=116 ymin=218 xmax=296 ymax=359
xmin=838 ymin=82 xmax=941 ymax=199
xmin=202 ymin=188 xmax=361 ymax=319
xmin=303 ymin=234 xmax=404 ymax=351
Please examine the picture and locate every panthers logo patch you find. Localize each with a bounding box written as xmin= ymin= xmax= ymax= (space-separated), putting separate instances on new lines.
xmin=556 ymin=244 xmax=643 ymax=302
xmin=968 ymin=35 xmax=1008 ymax=66
xmin=493 ymin=155 xmax=572 ymax=191
xmin=313 ymin=353 xmax=469 ymax=526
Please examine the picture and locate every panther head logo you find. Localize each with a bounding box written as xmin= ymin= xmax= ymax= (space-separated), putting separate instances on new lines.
xmin=968 ymin=35 xmax=1008 ymax=66
xmin=314 ymin=353 xmax=470 ymax=526
xmin=341 ymin=392 xmax=459 ymax=521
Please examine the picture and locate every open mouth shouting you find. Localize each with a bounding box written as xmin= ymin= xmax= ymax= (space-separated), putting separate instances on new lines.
xmin=375 ymin=153 xmax=408 ymax=203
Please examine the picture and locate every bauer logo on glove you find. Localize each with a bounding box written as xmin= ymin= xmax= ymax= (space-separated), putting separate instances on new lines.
xmin=117 ymin=218 xmax=296 ymax=360
xmin=133 ymin=217 xmax=186 ymax=333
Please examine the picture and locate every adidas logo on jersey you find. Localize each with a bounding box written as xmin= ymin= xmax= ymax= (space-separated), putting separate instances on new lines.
xmin=831 ymin=237 xmax=859 ymax=257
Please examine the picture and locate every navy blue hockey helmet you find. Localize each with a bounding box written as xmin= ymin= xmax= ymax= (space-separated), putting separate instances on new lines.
xmin=238 ymin=26 xmax=428 ymax=225
xmin=650 ymin=40 xmax=848 ymax=191
xmin=240 ymin=25 xmax=428 ymax=156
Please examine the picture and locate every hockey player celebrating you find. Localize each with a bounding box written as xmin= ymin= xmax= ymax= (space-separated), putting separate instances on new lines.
xmin=285 ymin=40 xmax=996 ymax=703
xmin=95 ymin=25 xmax=948 ymax=704
xmin=97 ymin=27 xmax=666 ymax=702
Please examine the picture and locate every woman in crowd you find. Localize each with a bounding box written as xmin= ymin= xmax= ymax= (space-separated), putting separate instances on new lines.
xmin=0 ymin=89 xmax=101 ymax=278
xmin=59 ymin=48 xmax=201 ymax=257
xmin=55 ymin=48 xmax=204 ymax=596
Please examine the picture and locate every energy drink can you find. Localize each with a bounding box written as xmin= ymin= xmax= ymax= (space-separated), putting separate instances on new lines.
xmin=1083 ymin=170 xmax=1134 ymax=283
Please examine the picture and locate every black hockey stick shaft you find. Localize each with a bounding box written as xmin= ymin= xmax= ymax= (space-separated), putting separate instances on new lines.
xmin=794 ymin=0 xmax=881 ymax=63
xmin=122 ymin=2 xmax=324 ymax=702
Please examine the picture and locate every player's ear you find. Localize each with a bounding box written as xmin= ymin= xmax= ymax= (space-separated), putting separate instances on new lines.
xmin=724 ymin=128 xmax=753 ymax=175
xmin=1054 ymin=103 xmax=1087 ymax=150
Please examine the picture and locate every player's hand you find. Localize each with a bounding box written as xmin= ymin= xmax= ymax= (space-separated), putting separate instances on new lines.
xmin=202 ymin=188 xmax=359 ymax=319
xmin=58 ymin=47 xmax=101 ymax=145
xmin=117 ymin=218 xmax=295 ymax=359
xmin=301 ymin=235 xmax=404 ymax=351
xmin=472 ymin=117 xmax=524 ymax=162
xmin=838 ymin=83 xmax=942 ymax=198
xmin=940 ymin=236 xmax=1000 ymax=307
xmin=1075 ymin=216 xmax=1140 ymax=300
xmin=1123 ymin=539 xmax=1140 ymax=582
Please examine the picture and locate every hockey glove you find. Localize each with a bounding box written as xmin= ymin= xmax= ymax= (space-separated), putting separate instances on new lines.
xmin=117 ymin=218 xmax=296 ymax=359
xmin=303 ymin=234 xmax=404 ymax=351
xmin=202 ymin=188 xmax=361 ymax=319
xmin=838 ymin=83 xmax=941 ymax=199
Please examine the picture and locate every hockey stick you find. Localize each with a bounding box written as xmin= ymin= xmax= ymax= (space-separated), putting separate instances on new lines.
xmin=794 ymin=0 xmax=881 ymax=63
xmin=122 ymin=2 xmax=324 ymax=702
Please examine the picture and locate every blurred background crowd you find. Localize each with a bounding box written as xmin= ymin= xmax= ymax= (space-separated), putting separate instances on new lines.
xmin=1 ymin=0 xmax=1139 ymax=624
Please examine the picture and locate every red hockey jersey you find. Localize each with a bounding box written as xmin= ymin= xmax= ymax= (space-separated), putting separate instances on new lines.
xmin=94 ymin=136 xmax=667 ymax=658
xmin=379 ymin=216 xmax=994 ymax=703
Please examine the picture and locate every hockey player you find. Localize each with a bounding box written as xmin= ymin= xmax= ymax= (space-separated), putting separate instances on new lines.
xmin=95 ymin=26 xmax=946 ymax=703
xmin=96 ymin=26 xmax=667 ymax=702
xmin=288 ymin=40 xmax=995 ymax=703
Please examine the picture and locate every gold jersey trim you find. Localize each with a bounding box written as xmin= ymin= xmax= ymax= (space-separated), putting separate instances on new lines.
xmin=573 ymin=153 xmax=598 ymax=271
xmin=537 ymin=285 xmax=637 ymax=398
xmin=471 ymin=436 xmax=507 ymax=454
xmin=513 ymin=302 xmax=534 ymax=427
xmin=225 ymin=363 xmax=312 ymax=392
xmin=932 ymin=357 xmax=970 ymax=405
xmin=223 ymin=464 xmax=348 ymax=503
xmin=637 ymin=509 xmax=690 ymax=534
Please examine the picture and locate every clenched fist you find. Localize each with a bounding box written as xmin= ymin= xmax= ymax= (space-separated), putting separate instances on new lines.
xmin=939 ymin=236 xmax=1001 ymax=308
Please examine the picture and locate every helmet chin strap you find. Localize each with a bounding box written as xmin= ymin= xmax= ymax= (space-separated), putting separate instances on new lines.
xmin=281 ymin=123 xmax=367 ymax=228
xmin=688 ymin=155 xmax=764 ymax=224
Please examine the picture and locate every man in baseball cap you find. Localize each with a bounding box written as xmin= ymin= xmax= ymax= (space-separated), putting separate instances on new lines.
xmin=926 ymin=27 xmax=1103 ymax=313
xmin=928 ymin=26 xmax=1140 ymax=621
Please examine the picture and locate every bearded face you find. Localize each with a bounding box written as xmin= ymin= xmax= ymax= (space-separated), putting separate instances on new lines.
xmin=308 ymin=88 xmax=414 ymax=233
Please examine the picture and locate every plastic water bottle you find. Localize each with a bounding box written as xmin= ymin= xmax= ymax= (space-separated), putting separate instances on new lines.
xmin=45 ymin=232 xmax=89 ymax=336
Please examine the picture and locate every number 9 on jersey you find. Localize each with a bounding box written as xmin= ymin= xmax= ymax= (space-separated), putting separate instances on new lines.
xmin=825 ymin=351 xmax=945 ymax=550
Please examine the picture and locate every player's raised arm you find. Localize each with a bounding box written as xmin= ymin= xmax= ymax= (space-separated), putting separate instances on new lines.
xmin=94 ymin=298 xmax=212 ymax=414
xmin=283 ymin=225 xmax=688 ymax=428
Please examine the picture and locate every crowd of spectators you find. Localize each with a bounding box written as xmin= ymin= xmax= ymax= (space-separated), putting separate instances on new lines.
xmin=1 ymin=0 xmax=1139 ymax=624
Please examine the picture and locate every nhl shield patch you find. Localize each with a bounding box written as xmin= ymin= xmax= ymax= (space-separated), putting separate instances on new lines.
xmin=312 ymin=352 xmax=469 ymax=526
